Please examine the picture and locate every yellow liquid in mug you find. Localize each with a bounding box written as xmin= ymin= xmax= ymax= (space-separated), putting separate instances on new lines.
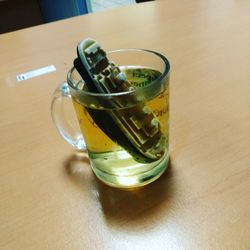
xmin=72 ymin=67 xmax=169 ymax=188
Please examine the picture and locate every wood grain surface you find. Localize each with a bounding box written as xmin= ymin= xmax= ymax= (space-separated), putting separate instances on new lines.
xmin=0 ymin=0 xmax=250 ymax=249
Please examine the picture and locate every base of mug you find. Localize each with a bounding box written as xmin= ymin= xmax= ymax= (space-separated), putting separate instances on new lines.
xmin=91 ymin=153 xmax=169 ymax=189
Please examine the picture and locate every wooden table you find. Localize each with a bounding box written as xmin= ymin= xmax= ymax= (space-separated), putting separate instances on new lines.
xmin=0 ymin=1 xmax=249 ymax=249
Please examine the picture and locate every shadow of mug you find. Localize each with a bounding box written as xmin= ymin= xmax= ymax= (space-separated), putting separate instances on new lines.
xmin=64 ymin=153 xmax=175 ymax=231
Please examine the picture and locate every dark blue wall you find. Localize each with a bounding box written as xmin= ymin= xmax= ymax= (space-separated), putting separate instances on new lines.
xmin=39 ymin=0 xmax=89 ymax=22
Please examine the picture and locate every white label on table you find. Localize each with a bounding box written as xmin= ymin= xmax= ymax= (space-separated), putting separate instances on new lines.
xmin=16 ymin=65 xmax=56 ymax=82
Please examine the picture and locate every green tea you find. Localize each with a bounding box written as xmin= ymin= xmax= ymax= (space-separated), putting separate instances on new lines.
xmin=72 ymin=67 xmax=169 ymax=188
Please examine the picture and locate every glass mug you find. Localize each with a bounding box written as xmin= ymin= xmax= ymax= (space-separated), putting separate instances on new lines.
xmin=51 ymin=49 xmax=170 ymax=188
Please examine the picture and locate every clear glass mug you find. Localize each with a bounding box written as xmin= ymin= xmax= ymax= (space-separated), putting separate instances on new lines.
xmin=51 ymin=49 xmax=170 ymax=188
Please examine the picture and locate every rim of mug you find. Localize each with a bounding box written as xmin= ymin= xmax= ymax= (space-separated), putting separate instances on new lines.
xmin=67 ymin=48 xmax=170 ymax=97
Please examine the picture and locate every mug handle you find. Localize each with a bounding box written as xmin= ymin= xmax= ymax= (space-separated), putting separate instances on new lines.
xmin=51 ymin=82 xmax=86 ymax=151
